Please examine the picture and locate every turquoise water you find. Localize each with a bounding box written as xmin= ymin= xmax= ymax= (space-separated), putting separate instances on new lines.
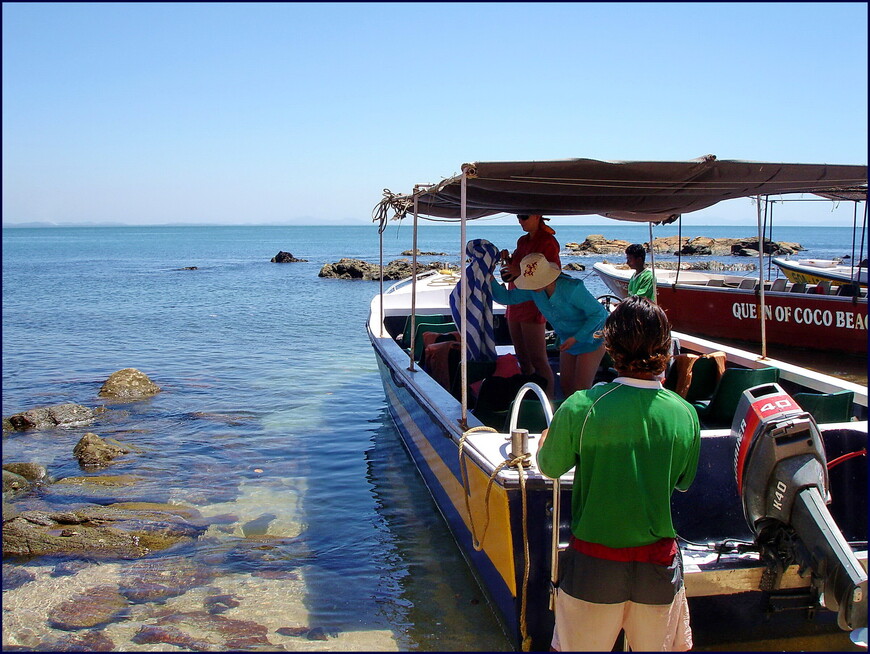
xmin=1 ymin=223 xmax=864 ymax=650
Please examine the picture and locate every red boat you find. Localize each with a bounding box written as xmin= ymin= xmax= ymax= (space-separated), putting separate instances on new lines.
xmin=593 ymin=262 xmax=868 ymax=355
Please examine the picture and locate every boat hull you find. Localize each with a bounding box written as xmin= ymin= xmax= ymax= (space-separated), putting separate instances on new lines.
xmin=369 ymin=327 xmax=561 ymax=650
xmin=593 ymin=264 xmax=868 ymax=354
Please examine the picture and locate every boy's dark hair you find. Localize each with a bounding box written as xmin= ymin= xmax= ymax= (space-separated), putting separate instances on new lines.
xmin=599 ymin=296 xmax=671 ymax=375
xmin=625 ymin=243 xmax=646 ymax=263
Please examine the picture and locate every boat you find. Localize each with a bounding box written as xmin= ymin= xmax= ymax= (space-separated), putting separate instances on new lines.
xmin=367 ymin=158 xmax=868 ymax=650
xmin=592 ymin=261 xmax=868 ymax=355
xmin=774 ymin=257 xmax=868 ymax=288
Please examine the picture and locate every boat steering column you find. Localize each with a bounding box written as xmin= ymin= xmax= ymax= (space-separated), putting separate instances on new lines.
xmin=733 ymin=383 xmax=867 ymax=633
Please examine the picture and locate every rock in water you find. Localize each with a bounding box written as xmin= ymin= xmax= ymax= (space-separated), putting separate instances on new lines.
xmin=98 ymin=368 xmax=161 ymax=399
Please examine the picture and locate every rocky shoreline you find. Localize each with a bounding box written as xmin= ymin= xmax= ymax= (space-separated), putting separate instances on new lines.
xmin=3 ymin=367 xmax=369 ymax=651
xmin=308 ymin=235 xmax=793 ymax=279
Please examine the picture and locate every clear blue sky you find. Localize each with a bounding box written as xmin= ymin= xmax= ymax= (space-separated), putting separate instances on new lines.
xmin=2 ymin=2 xmax=867 ymax=226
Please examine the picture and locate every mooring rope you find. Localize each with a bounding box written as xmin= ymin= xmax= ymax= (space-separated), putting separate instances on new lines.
xmin=458 ymin=424 xmax=534 ymax=651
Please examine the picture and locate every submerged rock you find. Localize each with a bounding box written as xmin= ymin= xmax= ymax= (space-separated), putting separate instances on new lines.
xmin=3 ymin=462 xmax=49 ymax=483
xmin=2 ymin=503 xmax=203 ymax=559
xmin=4 ymin=403 xmax=102 ymax=433
xmin=73 ymin=433 xmax=131 ymax=467
xmin=271 ymin=251 xmax=308 ymax=263
xmin=120 ymin=557 xmax=214 ymax=603
xmin=47 ymin=585 xmax=128 ymax=630
xmin=98 ymin=368 xmax=161 ymax=399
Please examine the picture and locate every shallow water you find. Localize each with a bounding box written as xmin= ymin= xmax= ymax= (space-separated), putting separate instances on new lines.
xmin=2 ymin=223 xmax=865 ymax=650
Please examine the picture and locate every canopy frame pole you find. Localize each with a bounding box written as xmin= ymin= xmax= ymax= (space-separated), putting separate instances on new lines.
xmin=378 ymin=207 xmax=385 ymax=338
xmin=407 ymin=192 xmax=421 ymax=371
xmin=459 ymin=172 xmax=469 ymax=427
xmin=756 ymin=196 xmax=768 ymax=359
xmin=648 ymin=221 xmax=657 ymax=303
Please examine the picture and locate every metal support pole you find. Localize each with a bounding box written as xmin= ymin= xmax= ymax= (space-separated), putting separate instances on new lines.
xmin=460 ymin=173 xmax=468 ymax=425
xmin=408 ymin=193 xmax=420 ymax=371
xmin=756 ymin=196 xmax=768 ymax=359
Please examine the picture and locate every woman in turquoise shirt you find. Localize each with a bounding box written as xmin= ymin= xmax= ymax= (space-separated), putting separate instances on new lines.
xmin=491 ymin=252 xmax=608 ymax=397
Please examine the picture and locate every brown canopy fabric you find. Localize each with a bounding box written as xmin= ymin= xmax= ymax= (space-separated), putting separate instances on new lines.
xmin=376 ymin=156 xmax=867 ymax=224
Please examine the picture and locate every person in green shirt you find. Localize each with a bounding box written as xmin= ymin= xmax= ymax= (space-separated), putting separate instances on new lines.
xmin=625 ymin=243 xmax=655 ymax=301
xmin=537 ymin=296 xmax=700 ymax=651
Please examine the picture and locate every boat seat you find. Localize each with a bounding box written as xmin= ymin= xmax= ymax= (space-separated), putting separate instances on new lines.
xmin=693 ymin=367 xmax=781 ymax=429
xmin=836 ymin=283 xmax=860 ymax=297
xmin=664 ymin=352 xmax=725 ymax=403
xmin=707 ymin=278 xmax=725 ymax=287
xmin=413 ymin=322 xmax=458 ymax=361
xmin=793 ymin=390 xmax=855 ymax=423
xmin=400 ymin=314 xmax=450 ymax=347
xmin=813 ymin=280 xmax=832 ymax=295
xmin=738 ymin=278 xmax=757 ymax=289
xmin=789 ymin=282 xmax=807 ymax=293
xmin=770 ymin=278 xmax=787 ymax=292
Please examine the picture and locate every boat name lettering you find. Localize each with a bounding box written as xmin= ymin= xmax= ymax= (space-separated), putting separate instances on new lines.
xmin=773 ymin=480 xmax=788 ymax=512
xmin=730 ymin=302 xmax=867 ymax=331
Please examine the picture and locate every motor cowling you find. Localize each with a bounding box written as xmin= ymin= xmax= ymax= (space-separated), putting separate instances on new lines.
xmin=732 ymin=383 xmax=867 ymax=631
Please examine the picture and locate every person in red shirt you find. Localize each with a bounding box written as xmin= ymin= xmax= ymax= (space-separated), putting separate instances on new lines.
xmin=499 ymin=214 xmax=561 ymax=396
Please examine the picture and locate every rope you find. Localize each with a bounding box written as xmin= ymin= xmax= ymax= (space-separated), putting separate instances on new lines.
xmin=828 ymin=449 xmax=866 ymax=469
xmin=458 ymin=424 xmax=534 ymax=651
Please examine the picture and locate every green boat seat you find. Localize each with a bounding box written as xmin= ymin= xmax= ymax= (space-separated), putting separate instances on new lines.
xmin=693 ymin=367 xmax=781 ymax=429
xmin=413 ymin=321 xmax=458 ymax=361
xmin=793 ymin=390 xmax=855 ymax=423
xmin=400 ymin=314 xmax=450 ymax=347
xmin=664 ymin=352 xmax=725 ymax=404
xmin=789 ymin=282 xmax=808 ymax=293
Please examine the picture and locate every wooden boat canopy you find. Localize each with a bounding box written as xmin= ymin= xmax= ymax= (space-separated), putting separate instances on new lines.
xmin=376 ymin=156 xmax=867 ymax=224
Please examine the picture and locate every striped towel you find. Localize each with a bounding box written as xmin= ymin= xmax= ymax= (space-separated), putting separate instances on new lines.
xmin=449 ymin=239 xmax=500 ymax=362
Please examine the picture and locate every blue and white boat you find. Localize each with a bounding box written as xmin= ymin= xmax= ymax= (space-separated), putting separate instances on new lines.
xmin=367 ymin=158 xmax=868 ymax=650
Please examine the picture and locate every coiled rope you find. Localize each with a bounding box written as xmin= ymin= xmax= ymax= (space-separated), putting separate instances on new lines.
xmin=458 ymin=424 xmax=534 ymax=651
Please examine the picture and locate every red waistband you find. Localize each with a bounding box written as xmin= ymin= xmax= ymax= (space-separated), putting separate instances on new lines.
xmin=570 ymin=535 xmax=677 ymax=566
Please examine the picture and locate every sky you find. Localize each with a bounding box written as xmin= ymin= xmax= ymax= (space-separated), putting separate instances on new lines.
xmin=2 ymin=2 xmax=867 ymax=227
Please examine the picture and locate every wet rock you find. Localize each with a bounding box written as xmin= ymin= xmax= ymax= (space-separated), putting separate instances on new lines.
xmin=52 ymin=559 xmax=94 ymax=577
xmin=566 ymin=235 xmax=631 ymax=255
xmin=51 ymin=630 xmax=116 ymax=651
xmin=147 ymin=611 xmax=273 ymax=650
xmin=47 ymin=585 xmax=128 ymax=630
xmin=73 ymin=433 xmax=131 ymax=467
xmin=276 ymin=626 xmax=310 ymax=637
xmin=402 ymin=249 xmax=449 ymax=256
xmin=562 ymin=262 xmax=585 ymax=271
xmin=2 ymin=504 xmax=203 ymax=559
xmin=132 ymin=624 xmax=212 ymax=649
xmin=319 ymin=257 xmax=456 ymax=280
xmin=98 ymin=368 xmax=161 ymax=399
xmin=3 ymin=499 xmax=20 ymax=522
xmin=307 ymin=626 xmax=329 ymax=641
xmin=205 ymin=593 xmax=241 ymax=614
xmin=3 ymin=469 xmax=30 ymax=496
xmin=119 ymin=558 xmax=214 ymax=603
xmin=734 ymin=247 xmax=760 ymax=257
xmin=3 ymin=462 xmax=49 ymax=483
xmin=271 ymin=251 xmax=308 ymax=263
xmin=2 ymin=563 xmax=36 ymax=590
xmin=4 ymin=403 xmax=101 ymax=433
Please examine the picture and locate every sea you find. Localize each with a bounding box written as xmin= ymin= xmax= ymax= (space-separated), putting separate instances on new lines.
xmin=2 ymin=222 xmax=866 ymax=651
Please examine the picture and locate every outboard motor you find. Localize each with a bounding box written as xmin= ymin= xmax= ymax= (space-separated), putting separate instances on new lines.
xmin=733 ymin=382 xmax=867 ymax=632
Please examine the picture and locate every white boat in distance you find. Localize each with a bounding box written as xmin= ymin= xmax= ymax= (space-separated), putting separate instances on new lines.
xmin=369 ymin=157 xmax=868 ymax=650
xmin=774 ymin=257 xmax=868 ymax=288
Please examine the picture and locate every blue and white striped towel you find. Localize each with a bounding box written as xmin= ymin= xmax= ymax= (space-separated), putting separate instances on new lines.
xmin=449 ymin=239 xmax=500 ymax=362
